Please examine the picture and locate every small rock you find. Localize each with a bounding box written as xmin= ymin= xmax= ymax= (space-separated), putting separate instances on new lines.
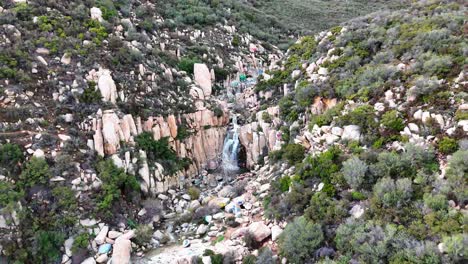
xmin=81 ymin=257 xmax=96 ymax=264
xmin=95 ymin=254 xmax=108 ymax=263
xmin=196 ymin=224 xmax=208 ymax=235
xmin=98 ymin=243 xmax=112 ymax=254
xmin=182 ymin=239 xmax=190 ymax=248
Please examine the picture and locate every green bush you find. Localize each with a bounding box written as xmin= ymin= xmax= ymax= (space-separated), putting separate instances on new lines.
xmin=444 ymin=150 xmax=467 ymax=203
xmin=278 ymin=176 xmax=291 ymax=192
xmin=0 ymin=143 xmax=23 ymax=176
xmin=282 ymin=144 xmax=306 ymax=164
xmin=96 ymin=159 xmax=139 ymax=213
xmin=135 ymin=132 xmax=190 ymax=174
xmin=438 ymin=137 xmax=458 ymax=154
xmin=178 ymin=57 xmax=199 ymax=74
xmin=134 ymin=225 xmax=153 ymax=246
xmin=72 ymin=232 xmax=90 ymax=253
xmin=295 ymin=146 xmax=341 ymax=183
xmin=187 ymin=186 xmax=201 ymax=200
xmin=34 ymin=231 xmax=65 ymax=263
xmin=19 ymin=157 xmax=51 ymax=189
xmin=381 ymin=110 xmax=405 ymax=132
xmin=278 ymin=217 xmax=324 ymax=263
xmin=80 ymin=81 xmax=102 ymax=103
xmin=0 ymin=181 xmax=23 ymax=208
xmin=373 ymin=177 xmax=413 ymax=208
xmin=341 ymin=156 xmax=368 ymax=189
xmin=242 ymin=255 xmax=257 ymax=264
xmin=442 ymin=234 xmax=467 ymax=261
xmin=337 ymin=105 xmax=377 ymax=134
xmin=261 ymin=111 xmax=272 ymax=123
xmin=304 ymin=192 xmax=346 ymax=224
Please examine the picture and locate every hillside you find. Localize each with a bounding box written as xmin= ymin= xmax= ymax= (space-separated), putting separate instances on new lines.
xmin=0 ymin=0 xmax=467 ymax=264
xmin=237 ymin=0 xmax=467 ymax=263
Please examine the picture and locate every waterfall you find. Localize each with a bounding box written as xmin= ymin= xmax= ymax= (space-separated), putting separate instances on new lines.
xmin=221 ymin=115 xmax=240 ymax=176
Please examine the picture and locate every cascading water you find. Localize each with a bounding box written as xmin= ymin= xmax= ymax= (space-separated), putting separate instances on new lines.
xmin=221 ymin=115 xmax=240 ymax=178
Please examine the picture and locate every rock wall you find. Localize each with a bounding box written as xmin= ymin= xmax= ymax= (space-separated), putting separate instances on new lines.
xmin=239 ymin=106 xmax=282 ymax=168
xmin=83 ymin=109 xmax=229 ymax=194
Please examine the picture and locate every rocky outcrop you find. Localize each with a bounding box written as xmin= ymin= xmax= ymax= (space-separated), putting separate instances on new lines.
xmin=194 ymin=63 xmax=212 ymax=97
xmin=88 ymin=108 xmax=229 ymax=194
xmin=239 ymin=107 xmax=281 ymax=168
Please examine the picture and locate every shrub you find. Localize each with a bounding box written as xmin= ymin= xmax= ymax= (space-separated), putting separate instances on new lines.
xmin=438 ymin=137 xmax=458 ymax=154
xmin=337 ymin=105 xmax=377 ymax=134
xmin=278 ymin=176 xmax=291 ymax=192
xmin=80 ymin=81 xmax=102 ymax=103
xmin=373 ymin=177 xmax=413 ymax=208
xmin=381 ymin=110 xmax=405 ymax=132
xmin=351 ymin=191 xmax=367 ymax=201
xmin=187 ymin=186 xmax=201 ymax=200
xmin=423 ymin=193 xmax=448 ymax=212
xmin=341 ymin=156 xmax=368 ymax=189
xmin=34 ymin=231 xmax=65 ymax=263
xmin=442 ymin=234 xmax=467 ymax=261
xmin=134 ymin=225 xmax=153 ymax=246
xmin=178 ymin=57 xmax=199 ymax=74
xmin=72 ymin=232 xmax=90 ymax=253
xmin=243 ymin=231 xmax=259 ymax=250
xmin=256 ymin=247 xmax=274 ymax=264
xmin=444 ymin=150 xmax=467 ymax=203
xmin=282 ymin=144 xmax=306 ymax=164
xmin=96 ymin=159 xmax=139 ymax=213
xmin=19 ymin=157 xmax=51 ymax=189
xmin=242 ymin=255 xmax=257 ymax=264
xmin=0 ymin=181 xmax=23 ymax=208
xmin=304 ymin=192 xmax=346 ymax=224
xmin=261 ymin=111 xmax=272 ymax=123
xmin=335 ymin=220 xmax=396 ymax=263
xmin=295 ymin=146 xmax=341 ymax=182
xmin=0 ymin=143 xmax=23 ymax=176
xmin=410 ymin=76 xmax=441 ymax=98
xmin=278 ymin=216 xmax=324 ymax=263
xmin=135 ymin=132 xmax=190 ymax=174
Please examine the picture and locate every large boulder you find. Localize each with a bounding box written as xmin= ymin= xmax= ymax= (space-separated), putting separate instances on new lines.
xmin=98 ymin=70 xmax=118 ymax=103
xmin=341 ymin=125 xmax=361 ymax=141
xmin=248 ymin=222 xmax=271 ymax=242
xmin=111 ymin=236 xmax=131 ymax=264
xmin=194 ymin=63 xmax=212 ymax=97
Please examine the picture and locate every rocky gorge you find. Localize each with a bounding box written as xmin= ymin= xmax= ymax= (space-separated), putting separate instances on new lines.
xmin=1 ymin=0 xmax=467 ymax=264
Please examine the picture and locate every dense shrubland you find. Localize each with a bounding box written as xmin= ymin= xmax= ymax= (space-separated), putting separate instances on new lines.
xmin=260 ymin=1 xmax=467 ymax=263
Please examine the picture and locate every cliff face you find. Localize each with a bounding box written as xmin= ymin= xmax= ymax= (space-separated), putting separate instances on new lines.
xmin=85 ymin=108 xmax=229 ymax=194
